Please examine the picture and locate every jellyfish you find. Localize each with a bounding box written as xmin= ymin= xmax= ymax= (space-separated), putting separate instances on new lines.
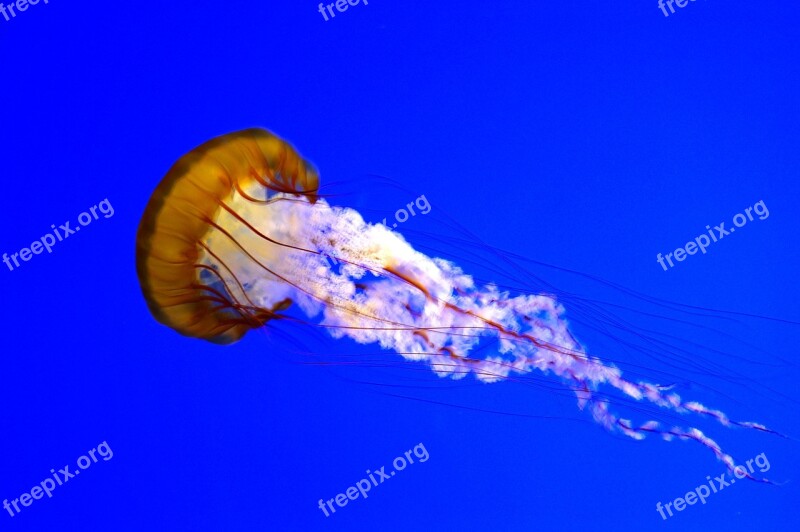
xmin=136 ymin=128 xmax=782 ymax=482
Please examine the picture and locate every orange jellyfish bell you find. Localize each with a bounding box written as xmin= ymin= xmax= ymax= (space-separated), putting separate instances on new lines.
xmin=135 ymin=128 xmax=319 ymax=344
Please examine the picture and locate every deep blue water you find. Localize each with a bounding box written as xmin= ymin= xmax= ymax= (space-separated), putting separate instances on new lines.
xmin=2 ymin=2 xmax=798 ymax=530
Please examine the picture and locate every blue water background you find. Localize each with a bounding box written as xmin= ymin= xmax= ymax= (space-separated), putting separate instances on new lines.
xmin=1 ymin=2 xmax=798 ymax=530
